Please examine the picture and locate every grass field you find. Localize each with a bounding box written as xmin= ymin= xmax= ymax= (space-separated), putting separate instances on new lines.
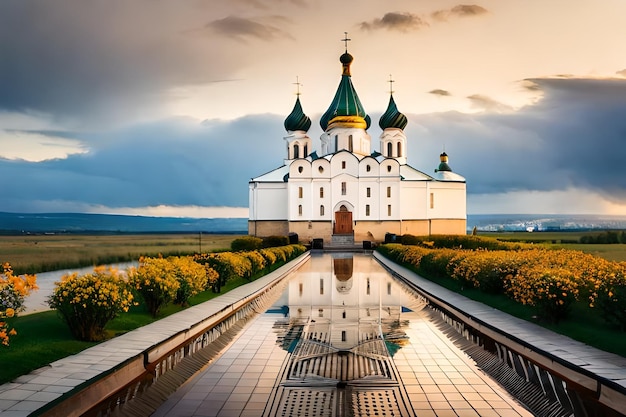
xmin=0 ymin=233 xmax=243 ymax=274
xmin=478 ymin=231 xmax=626 ymax=261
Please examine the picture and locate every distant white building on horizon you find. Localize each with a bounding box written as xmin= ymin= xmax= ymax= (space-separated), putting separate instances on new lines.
xmin=248 ymin=43 xmax=466 ymax=245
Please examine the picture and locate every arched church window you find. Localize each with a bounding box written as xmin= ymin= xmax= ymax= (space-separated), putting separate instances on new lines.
xmin=348 ymin=135 xmax=353 ymax=152
xmin=339 ymin=205 xmax=348 ymax=212
xmin=334 ymin=135 xmax=338 ymax=151
xmin=298 ymin=205 xmax=302 ymax=216
xmin=366 ymin=165 xmax=371 ymax=172
xmin=387 ymin=142 xmax=393 ymax=157
xmin=320 ymin=205 xmax=325 ymax=216
xmin=318 ymin=166 xmax=324 ymax=173
xmin=397 ymin=142 xmax=402 ymax=157
xmin=341 ymin=182 xmax=346 ymax=195
xmin=365 ymin=204 xmax=370 ymax=216
xmin=304 ymin=144 xmax=308 ymax=157
xmin=342 ymin=161 xmax=346 ymax=169
xmin=298 ymin=187 xmax=303 ymax=198
xmin=294 ymin=144 xmax=300 ymax=159
xmin=298 ymin=166 xmax=303 ymax=173
xmin=320 ymin=187 xmax=324 ymax=198
xmin=387 ymin=165 xmax=392 ymax=173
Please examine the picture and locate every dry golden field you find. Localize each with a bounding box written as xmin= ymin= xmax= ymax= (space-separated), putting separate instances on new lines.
xmin=0 ymin=233 xmax=243 ymax=274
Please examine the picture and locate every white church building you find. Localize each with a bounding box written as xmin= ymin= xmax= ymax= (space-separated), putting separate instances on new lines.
xmin=248 ymin=45 xmax=466 ymax=245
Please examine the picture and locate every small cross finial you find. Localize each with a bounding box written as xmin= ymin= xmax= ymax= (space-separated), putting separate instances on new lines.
xmin=293 ymin=76 xmax=302 ymax=96
xmin=341 ymin=32 xmax=351 ymax=52
xmin=388 ymin=74 xmax=395 ymax=95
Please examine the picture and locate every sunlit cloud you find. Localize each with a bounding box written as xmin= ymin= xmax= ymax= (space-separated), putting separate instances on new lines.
xmin=360 ymin=12 xmax=429 ymax=32
xmin=432 ymin=4 xmax=488 ymax=21
xmin=206 ymin=15 xmax=293 ymax=41
xmin=429 ymin=89 xmax=452 ymax=97
xmin=0 ymin=131 xmax=87 ymax=162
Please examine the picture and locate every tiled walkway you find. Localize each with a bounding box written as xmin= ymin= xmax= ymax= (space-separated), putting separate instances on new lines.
xmin=151 ymin=306 xmax=531 ymax=417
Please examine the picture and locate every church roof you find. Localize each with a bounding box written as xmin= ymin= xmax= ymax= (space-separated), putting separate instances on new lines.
xmin=320 ymin=52 xmax=371 ymax=131
xmin=284 ymin=96 xmax=311 ymax=132
xmin=379 ymin=94 xmax=408 ymax=130
xmin=400 ymin=165 xmax=434 ymax=181
xmin=250 ymin=165 xmax=289 ymax=182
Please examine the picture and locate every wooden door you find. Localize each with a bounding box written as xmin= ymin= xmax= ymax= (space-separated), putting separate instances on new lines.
xmin=334 ymin=210 xmax=353 ymax=234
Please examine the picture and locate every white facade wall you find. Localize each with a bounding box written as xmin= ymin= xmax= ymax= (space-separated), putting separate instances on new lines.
xmin=398 ymin=182 xmax=429 ymax=220
xmin=248 ymin=182 xmax=288 ymax=220
xmin=428 ymin=182 xmax=467 ymax=220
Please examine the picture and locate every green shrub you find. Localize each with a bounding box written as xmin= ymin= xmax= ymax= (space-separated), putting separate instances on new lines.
xmin=231 ymin=236 xmax=263 ymax=251
xmin=262 ymin=235 xmax=289 ymax=248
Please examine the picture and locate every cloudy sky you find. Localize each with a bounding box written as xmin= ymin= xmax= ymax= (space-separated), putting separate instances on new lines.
xmin=1 ymin=0 xmax=626 ymax=218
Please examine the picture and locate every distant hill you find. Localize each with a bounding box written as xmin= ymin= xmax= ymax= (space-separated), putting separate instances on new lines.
xmin=0 ymin=212 xmax=248 ymax=234
xmin=0 ymin=212 xmax=624 ymax=235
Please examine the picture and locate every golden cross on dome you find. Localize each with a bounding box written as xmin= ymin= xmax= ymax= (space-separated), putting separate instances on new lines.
xmin=341 ymin=32 xmax=351 ymax=52
xmin=388 ymin=74 xmax=395 ymax=95
xmin=293 ymin=76 xmax=302 ymax=96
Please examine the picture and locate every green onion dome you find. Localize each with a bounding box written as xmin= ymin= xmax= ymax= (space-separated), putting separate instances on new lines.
xmin=284 ymin=96 xmax=311 ymax=132
xmin=436 ymin=152 xmax=452 ymax=172
xmin=320 ymin=52 xmax=370 ymax=131
xmin=379 ymin=94 xmax=408 ymax=130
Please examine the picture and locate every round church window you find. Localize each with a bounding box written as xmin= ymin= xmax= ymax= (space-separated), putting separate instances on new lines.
xmin=298 ymin=166 xmax=303 ymax=173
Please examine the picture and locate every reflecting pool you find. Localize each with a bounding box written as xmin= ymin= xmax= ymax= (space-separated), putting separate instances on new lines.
xmin=154 ymin=252 xmax=532 ymax=417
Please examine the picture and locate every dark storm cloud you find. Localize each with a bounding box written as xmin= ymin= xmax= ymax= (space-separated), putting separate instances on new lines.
xmin=407 ymin=77 xmax=626 ymax=203
xmin=0 ymin=1 xmax=259 ymax=125
xmin=207 ymin=16 xmax=292 ymax=41
xmin=432 ymin=4 xmax=488 ymax=21
xmin=360 ymin=12 xmax=429 ymax=32
xmin=0 ymin=115 xmax=286 ymax=211
xmin=429 ymin=89 xmax=451 ymax=96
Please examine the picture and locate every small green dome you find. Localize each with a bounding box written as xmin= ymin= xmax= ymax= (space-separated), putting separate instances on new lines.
xmin=379 ymin=94 xmax=407 ymax=130
xmin=436 ymin=152 xmax=452 ymax=172
xmin=284 ymin=97 xmax=311 ymax=132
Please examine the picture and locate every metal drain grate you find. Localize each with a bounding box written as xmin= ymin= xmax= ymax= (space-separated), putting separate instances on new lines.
xmin=279 ymin=388 xmax=335 ymax=417
xmin=353 ymin=388 xmax=402 ymax=417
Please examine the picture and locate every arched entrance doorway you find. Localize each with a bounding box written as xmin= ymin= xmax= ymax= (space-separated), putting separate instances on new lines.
xmin=334 ymin=205 xmax=353 ymax=234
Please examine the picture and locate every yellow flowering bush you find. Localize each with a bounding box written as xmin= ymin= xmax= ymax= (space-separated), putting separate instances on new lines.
xmin=589 ymin=263 xmax=626 ymax=330
xmin=48 ymin=266 xmax=134 ymax=341
xmin=240 ymin=251 xmax=267 ymax=277
xmin=1 ymin=262 xmax=37 ymax=346
xmin=170 ymin=256 xmax=208 ymax=306
xmin=507 ymin=265 xmax=579 ymax=322
xmin=378 ymin=243 xmax=626 ymax=326
xmin=194 ymin=244 xmax=306 ymax=293
xmin=128 ymin=257 xmax=179 ymax=317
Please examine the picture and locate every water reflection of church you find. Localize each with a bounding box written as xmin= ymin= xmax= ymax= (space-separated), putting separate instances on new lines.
xmin=272 ymin=254 xmax=421 ymax=385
